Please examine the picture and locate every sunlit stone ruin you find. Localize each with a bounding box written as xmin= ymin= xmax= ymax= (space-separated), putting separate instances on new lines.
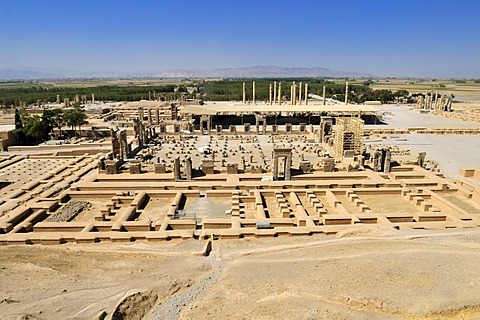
xmin=0 ymin=81 xmax=480 ymax=245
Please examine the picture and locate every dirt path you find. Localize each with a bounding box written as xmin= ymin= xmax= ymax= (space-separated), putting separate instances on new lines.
xmin=149 ymin=250 xmax=224 ymax=320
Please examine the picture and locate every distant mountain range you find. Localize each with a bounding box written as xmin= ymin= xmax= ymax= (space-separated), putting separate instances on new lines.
xmin=154 ymin=66 xmax=373 ymax=78
xmin=0 ymin=67 xmax=121 ymax=80
xmin=0 ymin=66 xmax=373 ymax=80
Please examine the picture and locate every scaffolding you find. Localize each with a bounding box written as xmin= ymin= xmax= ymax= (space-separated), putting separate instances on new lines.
xmin=333 ymin=117 xmax=364 ymax=159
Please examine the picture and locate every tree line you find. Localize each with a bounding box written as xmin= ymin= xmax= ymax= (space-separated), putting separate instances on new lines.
xmin=0 ymin=79 xmax=410 ymax=107
xmin=198 ymin=79 xmax=409 ymax=104
xmin=0 ymin=85 xmax=178 ymax=106
xmin=13 ymin=103 xmax=87 ymax=145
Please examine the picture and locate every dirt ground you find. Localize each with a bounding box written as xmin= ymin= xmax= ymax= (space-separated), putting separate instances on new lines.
xmin=366 ymin=105 xmax=480 ymax=178
xmin=2 ymin=227 xmax=480 ymax=319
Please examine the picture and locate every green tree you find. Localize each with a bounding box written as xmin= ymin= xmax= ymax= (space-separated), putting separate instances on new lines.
xmin=24 ymin=115 xmax=48 ymax=143
xmin=395 ymin=90 xmax=410 ymax=97
xmin=13 ymin=108 xmax=28 ymax=144
xmin=14 ymin=108 xmax=23 ymax=129
xmin=43 ymin=108 xmax=64 ymax=137
xmin=363 ymin=79 xmax=374 ymax=86
xmin=64 ymin=104 xmax=87 ymax=137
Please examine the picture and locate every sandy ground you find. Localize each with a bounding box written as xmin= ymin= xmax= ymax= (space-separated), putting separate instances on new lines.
xmin=367 ymin=134 xmax=480 ymax=178
xmin=366 ymin=105 xmax=480 ymax=178
xmin=2 ymin=227 xmax=480 ymax=319
xmin=372 ymin=105 xmax=479 ymax=129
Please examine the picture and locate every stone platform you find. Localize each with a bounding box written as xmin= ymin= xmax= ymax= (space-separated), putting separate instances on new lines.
xmin=1 ymin=160 xmax=480 ymax=245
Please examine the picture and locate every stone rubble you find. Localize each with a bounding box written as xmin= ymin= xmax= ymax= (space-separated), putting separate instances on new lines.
xmin=46 ymin=201 xmax=91 ymax=222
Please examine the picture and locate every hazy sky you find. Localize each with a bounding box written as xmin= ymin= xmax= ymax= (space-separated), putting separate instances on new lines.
xmin=1 ymin=0 xmax=479 ymax=77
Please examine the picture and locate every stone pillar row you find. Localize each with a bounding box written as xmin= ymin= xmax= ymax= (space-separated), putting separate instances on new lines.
xmin=242 ymin=81 xmax=313 ymax=105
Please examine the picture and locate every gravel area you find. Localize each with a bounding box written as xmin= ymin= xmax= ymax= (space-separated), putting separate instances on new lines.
xmin=46 ymin=201 xmax=91 ymax=222
xmin=149 ymin=251 xmax=224 ymax=320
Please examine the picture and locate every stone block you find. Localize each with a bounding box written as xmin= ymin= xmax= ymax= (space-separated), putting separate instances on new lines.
xmin=299 ymin=161 xmax=313 ymax=173
xmin=104 ymin=160 xmax=119 ymax=174
xmin=129 ymin=162 xmax=141 ymax=174
xmin=323 ymin=158 xmax=335 ymax=172
xmin=202 ymin=159 xmax=215 ymax=174
xmin=227 ymin=163 xmax=238 ymax=174
xmin=154 ymin=163 xmax=166 ymax=174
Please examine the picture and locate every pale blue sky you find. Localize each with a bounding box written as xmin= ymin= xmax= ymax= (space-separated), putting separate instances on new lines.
xmin=1 ymin=0 xmax=479 ymax=77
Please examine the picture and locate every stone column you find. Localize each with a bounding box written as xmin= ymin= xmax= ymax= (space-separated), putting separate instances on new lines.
xmin=121 ymin=130 xmax=128 ymax=159
xmin=447 ymin=94 xmax=453 ymax=111
xmin=252 ymin=81 xmax=256 ymax=104
xmin=272 ymin=156 xmax=279 ymax=180
xmin=111 ymin=129 xmax=121 ymax=160
xmin=373 ymin=150 xmax=382 ymax=172
xmin=243 ymin=82 xmax=246 ymax=104
xmin=305 ymin=83 xmax=308 ymax=105
xmin=290 ymin=85 xmax=294 ymax=105
xmin=269 ymin=83 xmax=272 ymax=105
xmin=384 ymin=149 xmax=391 ymax=173
xmin=323 ymin=85 xmax=326 ymax=105
xmin=174 ymin=157 xmax=181 ymax=180
xmin=156 ymin=108 xmax=160 ymax=124
xmin=320 ymin=116 xmax=333 ymax=143
xmin=292 ymin=82 xmax=296 ymax=105
xmin=171 ymin=105 xmax=178 ymax=120
xmin=431 ymin=90 xmax=435 ymax=109
xmin=417 ymin=95 xmax=424 ymax=108
xmin=285 ymin=155 xmax=292 ymax=181
xmin=91 ymin=93 xmax=95 ymax=104
xmin=56 ymin=95 xmax=60 ymax=104
xmin=418 ymin=152 xmax=426 ymax=167
xmin=200 ymin=115 xmax=211 ymax=135
xmin=293 ymin=82 xmax=297 ymax=105
xmin=185 ymin=157 xmax=192 ymax=180
xmin=148 ymin=108 xmax=152 ymax=126
xmin=278 ymin=82 xmax=282 ymax=105
xmin=273 ymin=81 xmax=277 ymax=104
xmin=298 ymin=82 xmax=302 ymax=105
xmin=345 ymin=81 xmax=349 ymax=105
